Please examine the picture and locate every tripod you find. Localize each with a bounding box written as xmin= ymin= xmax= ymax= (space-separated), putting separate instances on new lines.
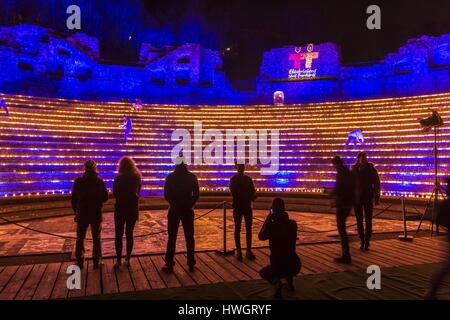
xmin=416 ymin=126 xmax=446 ymax=236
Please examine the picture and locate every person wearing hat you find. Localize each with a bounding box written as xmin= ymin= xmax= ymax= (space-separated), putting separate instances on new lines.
xmin=331 ymin=156 xmax=356 ymax=264
xmin=425 ymin=178 xmax=450 ymax=299
xmin=71 ymin=160 xmax=109 ymax=269
xmin=162 ymin=156 xmax=199 ymax=273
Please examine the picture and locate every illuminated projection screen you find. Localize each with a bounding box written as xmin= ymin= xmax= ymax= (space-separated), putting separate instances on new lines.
xmin=1 ymin=93 xmax=450 ymax=198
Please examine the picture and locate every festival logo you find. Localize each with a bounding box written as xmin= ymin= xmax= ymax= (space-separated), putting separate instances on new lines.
xmin=288 ymin=43 xmax=319 ymax=79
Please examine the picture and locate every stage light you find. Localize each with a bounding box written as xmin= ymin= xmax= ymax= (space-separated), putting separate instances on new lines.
xmin=419 ymin=110 xmax=444 ymax=131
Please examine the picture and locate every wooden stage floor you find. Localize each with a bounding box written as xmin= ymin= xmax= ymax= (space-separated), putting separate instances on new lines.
xmin=0 ymin=236 xmax=447 ymax=300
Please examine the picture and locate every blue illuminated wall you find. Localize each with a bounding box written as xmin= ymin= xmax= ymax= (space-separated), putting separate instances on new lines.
xmin=0 ymin=24 xmax=449 ymax=104
xmin=257 ymin=35 xmax=450 ymax=104
xmin=0 ymin=24 xmax=232 ymax=104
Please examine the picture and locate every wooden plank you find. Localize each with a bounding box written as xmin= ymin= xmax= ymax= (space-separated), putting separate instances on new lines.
xmin=304 ymin=244 xmax=351 ymax=272
xmin=223 ymin=255 xmax=261 ymax=280
xmin=244 ymin=249 xmax=269 ymax=269
xmin=114 ymin=262 xmax=135 ymax=293
xmin=33 ymin=263 xmax=61 ymax=300
xmin=85 ymin=261 xmax=102 ymax=297
xmin=0 ymin=264 xmax=33 ymax=300
xmin=253 ymin=248 xmax=271 ymax=267
xmin=348 ymin=243 xmax=395 ymax=268
xmin=128 ymin=258 xmax=151 ymax=292
xmin=375 ymin=241 xmax=437 ymax=265
xmin=359 ymin=242 xmax=420 ymax=267
xmin=138 ymin=256 xmax=166 ymax=289
xmin=15 ymin=264 xmax=47 ymax=300
xmin=171 ymin=255 xmax=197 ymax=287
xmin=101 ymin=259 xmax=119 ymax=295
xmin=184 ymin=253 xmax=222 ymax=284
xmin=298 ymin=246 xmax=337 ymax=273
xmin=314 ymin=244 xmax=360 ymax=271
xmin=379 ymin=240 xmax=439 ymax=265
xmin=176 ymin=254 xmax=211 ymax=286
xmin=197 ymin=252 xmax=238 ymax=282
xmin=400 ymin=239 xmax=447 ymax=259
xmin=150 ymin=255 xmax=182 ymax=288
xmin=51 ymin=262 xmax=72 ymax=300
xmin=0 ymin=266 xmax=19 ymax=293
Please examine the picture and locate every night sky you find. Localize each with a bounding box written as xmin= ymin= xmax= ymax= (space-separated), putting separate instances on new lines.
xmin=142 ymin=0 xmax=450 ymax=81
xmin=2 ymin=0 xmax=450 ymax=82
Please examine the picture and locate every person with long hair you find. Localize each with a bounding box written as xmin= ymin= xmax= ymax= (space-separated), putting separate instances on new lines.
xmin=113 ymin=157 xmax=142 ymax=268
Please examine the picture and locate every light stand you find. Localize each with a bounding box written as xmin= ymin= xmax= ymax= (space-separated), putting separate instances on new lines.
xmin=416 ymin=126 xmax=446 ymax=236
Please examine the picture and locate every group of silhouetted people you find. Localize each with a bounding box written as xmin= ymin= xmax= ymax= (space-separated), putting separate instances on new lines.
xmin=71 ymin=157 xmax=141 ymax=270
xmin=70 ymin=152 xmax=382 ymax=297
xmin=331 ymin=151 xmax=380 ymax=264
xmin=70 ymin=157 xmax=301 ymax=298
xmin=70 ymin=150 xmax=450 ymax=299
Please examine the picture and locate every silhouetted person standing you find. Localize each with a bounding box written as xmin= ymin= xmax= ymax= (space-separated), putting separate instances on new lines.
xmin=113 ymin=157 xmax=142 ymax=269
xmin=259 ymin=198 xmax=301 ymax=299
xmin=425 ymin=178 xmax=450 ymax=300
xmin=71 ymin=160 xmax=108 ymax=269
xmin=163 ymin=157 xmax=199 ymax=273
xmin=230 ymin=163 xmax=257 ymax=260
xmin=352 ymin=152 xmax=380 ymax=251
xmin=331 ymin=156 xmax=356 ymax=264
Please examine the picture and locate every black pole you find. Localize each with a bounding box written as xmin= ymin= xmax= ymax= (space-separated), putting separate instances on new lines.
xmin=399 ymin=196 xmax=413 ymax=241
xmin=215 ymin=201 xmax=234 ymax=256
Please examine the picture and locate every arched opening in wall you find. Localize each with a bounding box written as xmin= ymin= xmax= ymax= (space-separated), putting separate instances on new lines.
xmin=175 ymin=69 xmax=190 ymax=85
xmin=199 ymin=80 xmax=213 ymax=88
xmin=177 ymin=56 xmax=191 ymax=64
xmin=152 ymin=78 xmax=165 ymax=86
xmin=176 ymin=78 xmax=190 ymax=85
xmin=18 ymin=61 xmax=33 ymax=72
xmin=76 ymin=68 xmax=92 ymax=82
xmin=57 ymin=48 xmax=71 ymax=57
xmin=151 ymin=69 xmax=166 ymax=86
xmin=45 ymin=65 xmax=64 ymax=80
xmin=394 ymin=62 xmax=413 ymax=75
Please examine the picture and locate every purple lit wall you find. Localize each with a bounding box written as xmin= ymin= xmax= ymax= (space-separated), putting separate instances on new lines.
xmin=0 ymin=24 xmax=449 ymax=104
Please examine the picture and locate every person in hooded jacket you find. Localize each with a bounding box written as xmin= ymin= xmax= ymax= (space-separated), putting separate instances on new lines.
xmin=72 ymin=160 xmax=108 ymax=269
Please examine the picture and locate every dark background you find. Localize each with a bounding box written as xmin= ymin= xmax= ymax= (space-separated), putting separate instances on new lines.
xmin=1 ymin=0 xmax=449 ymax=82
